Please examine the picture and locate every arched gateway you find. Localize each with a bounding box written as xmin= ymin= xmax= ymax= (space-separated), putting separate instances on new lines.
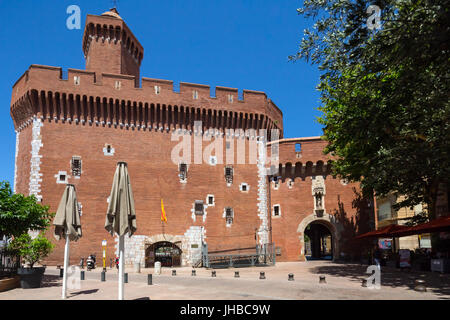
xmin=297 ymin=213 xmax=342 ymax=261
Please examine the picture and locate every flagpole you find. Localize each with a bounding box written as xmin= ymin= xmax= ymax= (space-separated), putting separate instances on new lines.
xmin=118 ymin=234 xmax=124 ymax=300
xmin=62 ymin=235 xmax=69 ymax=299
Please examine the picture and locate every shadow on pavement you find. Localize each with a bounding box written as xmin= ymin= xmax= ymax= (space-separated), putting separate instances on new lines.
xmin=41 ymin=274 xmax=61 ymax=288
xmin=70 ymin=289 xmax=99 ymax=297
xmin=134 ymin=297 xmax=151 ymax=300
xmin=310 ymin=263 xmax=450 ymax=299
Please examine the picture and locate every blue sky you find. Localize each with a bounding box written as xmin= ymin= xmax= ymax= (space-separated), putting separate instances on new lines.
xmin=0 ymin=0 xmax=322 ymax=185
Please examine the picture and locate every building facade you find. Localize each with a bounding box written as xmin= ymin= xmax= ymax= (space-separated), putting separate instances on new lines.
xmin=10 ymin=9 xmax=374 ymax=267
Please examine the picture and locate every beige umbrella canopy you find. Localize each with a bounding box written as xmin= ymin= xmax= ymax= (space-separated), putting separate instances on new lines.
xmin=54 ymin=184 xmax=82 ymax=241
xmin=105 ymin=162 xmax=137 ymax=237
xmin=53 ymin=184 xmax=82 ymax=299
xmin=105 ymin=162 xmax=137 ymax=300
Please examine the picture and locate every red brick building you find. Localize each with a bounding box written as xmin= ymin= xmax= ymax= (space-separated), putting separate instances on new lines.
xmin=10 ymin=9 xmax=374 ymax=267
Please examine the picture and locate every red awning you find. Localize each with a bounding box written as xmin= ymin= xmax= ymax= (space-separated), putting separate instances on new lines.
xmin=389 ymin=215 xmax=450 ymax=237
xmin=354 ymin=224 xmax=411 ymax=239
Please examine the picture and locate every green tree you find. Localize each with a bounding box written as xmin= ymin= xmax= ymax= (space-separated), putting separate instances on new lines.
xmin=7 ymin=233 xmax=54 ymax=268
xmin=0 ymin=181 xmax=53 ymax=238
xmin=291 ymin=0 xmax=450 ymax=220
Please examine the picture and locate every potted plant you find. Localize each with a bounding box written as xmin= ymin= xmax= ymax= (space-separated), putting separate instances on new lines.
xmin=7 ymin=233 xmax=54 ymax=288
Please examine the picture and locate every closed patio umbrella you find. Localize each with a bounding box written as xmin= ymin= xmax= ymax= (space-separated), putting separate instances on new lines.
xmin=53 ymin=184 xmax=82 ymax=299
xmin=105 ymin=162 xmax=137 ymax=300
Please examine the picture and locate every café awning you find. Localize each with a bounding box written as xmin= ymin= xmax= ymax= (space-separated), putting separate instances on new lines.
xmin=354 ymin=224 xmax=411 ymax=239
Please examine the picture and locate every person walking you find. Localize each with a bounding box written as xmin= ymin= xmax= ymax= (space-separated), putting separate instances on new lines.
xmin=373 ymin=244 xmax=382 ymax=271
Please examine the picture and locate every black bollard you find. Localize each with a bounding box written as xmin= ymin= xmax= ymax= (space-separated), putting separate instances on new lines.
xmin=101 ymin=271 xmax=106 ymax=282
xmin=362 ymin=279 xmax=368 ymax=287
xmin=124 ymin=273 xmax=128 ymax=283
xmin=80 ymin=271 xmax=85 ymax=280
xmin=148 ymin=274 xmax=153 ymax=285
xmin=211 ymin=271 xmax=216 ymax=277
xmin=260 ymin=272 xmax=266 ymax=280
xmin=234 ymin=271 xmax=240 ymax=278
xmin=59 ymin=268 xmax=64 ymax=278
xmin=414 ymin=280 xmax=426 ymax=292
xmin=172 ymin=270 xmax=176 ymax=276
xmin=288 ymin=273 xmax=294 ymax=281
xmin=192 ymin=269 xmax=196 ymax=276
xmin=319 ymin=276 xmax=326 ymax=284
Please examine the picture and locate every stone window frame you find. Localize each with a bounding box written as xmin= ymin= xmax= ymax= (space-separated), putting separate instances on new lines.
xmin=179 ymin=162 xmax=188 ymax=182
xmin=206 ymin=194 xmax=215 ymax=207
xmin=103 ymin=144 xmax=115 ymax=156
xmin=272 ymin=176 xmax=281 ymax=190
xmin=225 ymin=165 xmax=233 ymax=185
xmin=114 ymin=80 xmax=122 ymax=90
xmin=272 ymin=204 xmax=281 ymax=217
xmin=73 ymin=76 xmax=80 ymax=86
xmin=55 ymin=171 xmax=69 ymax=184
xmin=71 ymin=156 xmax=82 ymax=178
xmin=194 ymin=200 xmax=205 ymax=216
xmin=239 ymin=183 xmax=250 ymax=193
xmin=209 ymin=155 xmax=217 ymax=166
xmin=154 ymin=85 xmax=161 ymax=95
xmin=227 ymin=94 xmax=234 ymax=103
xmin=287 ymin=178 xmax=294 ymax=189
xmin=223 ymin=207 xmax=234 ymax=226
xmin=193 ymin=90 xmax=199 ymax=100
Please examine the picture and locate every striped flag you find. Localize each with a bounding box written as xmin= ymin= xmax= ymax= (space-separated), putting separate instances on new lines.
xmin=161 ymin=199 xmax=167 ymax=223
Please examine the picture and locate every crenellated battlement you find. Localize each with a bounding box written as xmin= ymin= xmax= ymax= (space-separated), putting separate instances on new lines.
xmin=10 ymin=65 xmax=283 ymax=136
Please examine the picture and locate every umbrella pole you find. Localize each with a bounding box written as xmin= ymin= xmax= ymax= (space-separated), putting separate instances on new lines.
xmin=62 ymin=236 xmax=70 ymax=299
xmin=118 ymin=235 xmax=124 ymax=300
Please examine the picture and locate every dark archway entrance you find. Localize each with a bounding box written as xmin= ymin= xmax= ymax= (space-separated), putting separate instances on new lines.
xmin=304 ymin=222 xmax=333 ymax=260
xmin=145 ymin=241 xmax=182 ymax=268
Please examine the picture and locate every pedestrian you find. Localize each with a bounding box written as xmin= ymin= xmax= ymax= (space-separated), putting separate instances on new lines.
xmin=373 ymin=244 xmax=382 ymax=271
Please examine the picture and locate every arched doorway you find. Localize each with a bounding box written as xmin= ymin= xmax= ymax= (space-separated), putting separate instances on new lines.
xmin=145 ymin=241 xmax=182 ymax=268
xmin=304 ymin=222 xmax=333 ymax=260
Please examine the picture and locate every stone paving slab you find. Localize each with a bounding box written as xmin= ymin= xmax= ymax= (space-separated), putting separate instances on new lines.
xmin=1 ymin=261 xmax=449 ymax=300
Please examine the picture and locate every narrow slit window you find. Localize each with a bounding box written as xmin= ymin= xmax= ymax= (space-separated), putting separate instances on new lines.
xmin=228 ymin=94 xmax=233 ymax=103
xmin=207 ymin=195 xmax=214 ymax=206
xmin=273 ymin=205 xmax=280 ymax=217
xmin=225 ymin=166 xmax=233 ymax=184
xmin=74 ymin=76 xmax=80 ymax=85
xmin=225 ymin=207 xmax=234 ymax=224
xmin=71 ymin=156 xmax=82 ymax=177
xmin=115 ymin=81 xmax=122 ymax=90
xmin=193 ymin=90 xmax=199 ymax=100
xmin=154 ymin=86 xmax=161 ymax=95
xmin=179 ymin=163 xmax=187 ymax=181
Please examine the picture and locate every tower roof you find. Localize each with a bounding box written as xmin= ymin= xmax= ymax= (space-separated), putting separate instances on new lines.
xmin=101 ymin=7 xmax=122 ymax=20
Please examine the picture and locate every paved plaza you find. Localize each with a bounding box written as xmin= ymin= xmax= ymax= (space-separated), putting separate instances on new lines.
xmin=1 ymin=261 xmax=449 ymax=300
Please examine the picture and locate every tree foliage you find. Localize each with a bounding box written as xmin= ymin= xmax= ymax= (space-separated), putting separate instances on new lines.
xmin=292 ymin=0 xmax=450 ymax=218
xmin=0 ymin=181 xmax=53 ymax=238
xmin=7 ymin=233 xmax=54 ymax=268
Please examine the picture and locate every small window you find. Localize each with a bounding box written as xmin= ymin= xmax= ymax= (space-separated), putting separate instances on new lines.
xmin=55 ymin=171 xmax=69 ymax=184
xmin=287 ymin=179 xmax=294 ymax=189
xmin=295 ymin=143 xmax=301 ymax=153
xmin=103 ymin=144 xmax=115 ymax=156
xmin=228 ymin=94 xmax=233 ymax=103
xmin=209 ymin=156 xmax=217 ymax=166
xmin=74 ymin=76 xmax=80 ymax=85
xmin=71 ymin=156 xmax=82 ymax=177
xmin=225 ymin=207 xmax=234 ymax=224
xmin=225 ymin=166 xmax=233 ymax=184
xmin=273 ymin=204 xmax=281 ymax=217
xmin=115 ymin=81 xmax=121 ymax=90
xmin=240 ymin=183 xmax=249 ymax=192
xmin=206 ymin=194 xmax=215 ymax=206
xmin=193 ymin=90 xmax=199 ymax=100
xmin=154 ymin=86 xmax=161 ymax=95
xmin=195 ymin=201 xmax=204 ymax=215
xmin=179 ymin=163 xmax=187 ymax=181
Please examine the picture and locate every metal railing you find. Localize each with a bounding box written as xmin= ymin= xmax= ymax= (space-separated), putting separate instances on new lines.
xmin=202 ymin=244 xmax=276 ymax=269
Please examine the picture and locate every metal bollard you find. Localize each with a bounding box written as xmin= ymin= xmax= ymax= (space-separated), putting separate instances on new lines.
xmin=260 ymin=272 xmax=266 ymax=280
xmin=192 ymin=269 xmax=196 ymax=276
xmin=124 ymin=273 xmax=128 ymax=283
xmin=80 ymin=271 xmax=85 ymax=280
xmin=172 ymin=270 xmax=176 ymax=276
xmin=362 ymin=279 xmax=367 ymax=287
xmin=101 ymin=271 xmax=106 ymax=282
xmin=288 ymin=273 xmax=294 ymax=281
xmin=319 ymin=276 xmax=326 ymax=284
xmin=59 ymin=268 xmax=64 ymax=278
xmin=414 ymin=279 xmax=426 ymax=292
xmin=147 ymin=274 xmax=152 ymax=285
xmin=234 ymin=271 xmax=240 ymax=278
xmin=211 ymin=271 xmax=216 ymax=277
